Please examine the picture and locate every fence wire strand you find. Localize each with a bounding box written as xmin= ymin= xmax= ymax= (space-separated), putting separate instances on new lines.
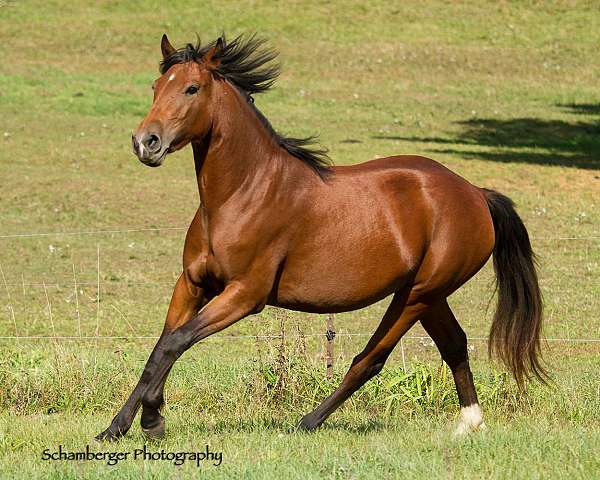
xmin=1 ymin=334 xmax=599 ymax=343
xmin=0 ymin=226 xmax=598 ymax=241
xmin=0 ymin=226 xmax=187 ymax=239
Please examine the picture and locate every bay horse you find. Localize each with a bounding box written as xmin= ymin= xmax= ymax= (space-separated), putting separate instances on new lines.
xmin=96 ymin=34 xmax=546 ymax=442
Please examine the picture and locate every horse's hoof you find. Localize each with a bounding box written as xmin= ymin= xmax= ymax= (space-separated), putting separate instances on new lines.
xmin=94 ymin=428 xmax=122 ymax=443
xmin=453 ymin=421 xmax=486 ymax=438
xmin=297 ymin=415 xmax=320 ymax=432
xmin=142 ymin=416 xmax=165 ymax=440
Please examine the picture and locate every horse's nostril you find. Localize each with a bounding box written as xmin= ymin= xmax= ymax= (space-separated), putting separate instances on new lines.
xmin=147 ymin=134 xmax=160 ymax=151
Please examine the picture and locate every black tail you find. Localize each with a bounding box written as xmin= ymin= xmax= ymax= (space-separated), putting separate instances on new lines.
xmin=483 ymin=188 xmax=547 ymax=387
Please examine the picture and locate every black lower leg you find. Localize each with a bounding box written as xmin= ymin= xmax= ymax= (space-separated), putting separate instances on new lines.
xmin=139 ymin=327 xmax=196 ymax=434
xmin=452 ymin=359 xmax=478 ymax=407
xmin=139 ymin=365 xmax=173 ymax=438
xmin=95 ymin=335 xmax=169 ymax=441
xmin=421 ymin=301 xmax=479 ymax=408
xmin=299 ymin=292 xmax=418 ymax=431
xmin=299 ymin=353 xmax=388 ymax=430
xmin=95 ymin=384 xmax=142 ymax=441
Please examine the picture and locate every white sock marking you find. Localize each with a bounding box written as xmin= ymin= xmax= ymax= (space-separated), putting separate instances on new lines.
xmin=454 ymin=404 xmax=486 ymax=437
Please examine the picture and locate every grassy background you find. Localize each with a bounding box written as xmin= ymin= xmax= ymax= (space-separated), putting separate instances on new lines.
xmin=1 ymin=0 xmax=599 ymax=478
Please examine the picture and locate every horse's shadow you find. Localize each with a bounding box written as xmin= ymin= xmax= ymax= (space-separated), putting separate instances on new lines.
xmin=160 ymin=416 xmax=389 ymax=436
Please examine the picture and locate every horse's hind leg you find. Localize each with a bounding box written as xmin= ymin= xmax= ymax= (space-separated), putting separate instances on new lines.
xmin=298 ymin=290 xmax=426 ymax=431
xmin=420 ymin=300 xmax=485 ymax=436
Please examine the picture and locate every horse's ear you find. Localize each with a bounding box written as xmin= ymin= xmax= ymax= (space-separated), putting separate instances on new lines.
xmin=161 ymin=34 xmax=176 ymax=60
xmin=203 ymin=37 xmax=225 ymax=68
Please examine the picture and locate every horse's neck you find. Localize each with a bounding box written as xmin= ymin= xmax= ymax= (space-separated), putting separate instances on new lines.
xmin=192 ymin=82 xmax=306 ymax=211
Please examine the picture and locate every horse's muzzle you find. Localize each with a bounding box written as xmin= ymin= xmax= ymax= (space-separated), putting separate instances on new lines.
xmin=132 ymin=132 xmax=167 ymax=167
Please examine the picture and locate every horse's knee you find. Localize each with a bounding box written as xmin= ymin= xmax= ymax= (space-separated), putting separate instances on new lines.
xmin=158 ymin=329 xmax=190 ymax=358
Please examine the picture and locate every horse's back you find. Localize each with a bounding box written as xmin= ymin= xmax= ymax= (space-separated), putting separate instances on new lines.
xmin=333 ymin=155 xmax=472 ymax=188
xmin=336 ymin=154 xmax=491 ymax=219
xmin=331 ymin=155 xmax=489 ymax=229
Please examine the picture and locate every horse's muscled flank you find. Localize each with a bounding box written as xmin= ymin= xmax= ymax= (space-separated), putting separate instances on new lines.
xmin=96 ymin=34 xmax=546 ymax=442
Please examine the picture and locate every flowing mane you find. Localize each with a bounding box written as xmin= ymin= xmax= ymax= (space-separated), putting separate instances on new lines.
xmin=160 ymin=34 xmax=332 ymax=178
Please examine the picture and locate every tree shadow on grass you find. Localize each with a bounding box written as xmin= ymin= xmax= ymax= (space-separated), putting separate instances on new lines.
xmin=374 ymin=103 xmax=600 ymax=170
xmin=557 ymin=103 xmax=600 ymax=116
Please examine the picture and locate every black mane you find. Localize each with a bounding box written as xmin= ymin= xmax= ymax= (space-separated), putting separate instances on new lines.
xmin=160 ymin=34 xmax=332 ymax=178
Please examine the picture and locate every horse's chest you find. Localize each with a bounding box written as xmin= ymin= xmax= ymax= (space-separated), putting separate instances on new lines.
xmin=203 ymin=230 xmax=258 ymax=283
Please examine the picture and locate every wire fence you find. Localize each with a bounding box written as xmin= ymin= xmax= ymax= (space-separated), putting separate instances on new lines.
xmin=0 ymin=225 xmax=598 ymax=241
xmin=0 ymin=224 xmax=599 ymax=374
xmin=0 ymin=226 xmax=187 ymax=239
xmin=1 ymin=334 xmax=600 ymax=343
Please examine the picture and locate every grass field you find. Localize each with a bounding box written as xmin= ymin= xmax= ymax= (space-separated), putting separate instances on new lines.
xmin=1 ymin=0 xmax=599 ymax=478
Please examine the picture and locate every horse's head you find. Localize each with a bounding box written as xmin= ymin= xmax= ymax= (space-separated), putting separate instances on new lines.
xmin=132 ymin=35 xmax=223 ymax=167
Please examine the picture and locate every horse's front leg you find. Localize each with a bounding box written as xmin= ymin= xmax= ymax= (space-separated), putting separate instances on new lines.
xmin=95 ymin=271 xmax=207 ymax=442
xmin=139 ymin=281 xmax=263 ymax=438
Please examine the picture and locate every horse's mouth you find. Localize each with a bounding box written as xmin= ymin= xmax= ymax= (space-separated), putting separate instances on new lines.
xmin=139 ymin=147 xmax=169 ymax=167
xmin=136 ymin=135 xmax=190 ymax=167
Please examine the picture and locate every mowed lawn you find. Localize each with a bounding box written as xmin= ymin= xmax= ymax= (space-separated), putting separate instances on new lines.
xmin=0 ymin=1 xmax=599 ymax=478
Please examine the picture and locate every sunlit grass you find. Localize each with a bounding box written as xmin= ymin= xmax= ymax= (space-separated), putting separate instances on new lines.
xmin=1 ymin=0 xmax=599 ymax=478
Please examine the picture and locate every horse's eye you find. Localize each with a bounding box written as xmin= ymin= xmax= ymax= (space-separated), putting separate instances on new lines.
xmin=151 ymin=81 xmax=157 ymax=91
xmin=185 ymin=85 xmax=199 ymax=96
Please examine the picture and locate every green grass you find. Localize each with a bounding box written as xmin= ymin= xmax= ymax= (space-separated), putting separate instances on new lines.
xmin=0 ymin=0 xmax=599 ymax=478
xmin=1 ymin=341 xmax=599 ymax=478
